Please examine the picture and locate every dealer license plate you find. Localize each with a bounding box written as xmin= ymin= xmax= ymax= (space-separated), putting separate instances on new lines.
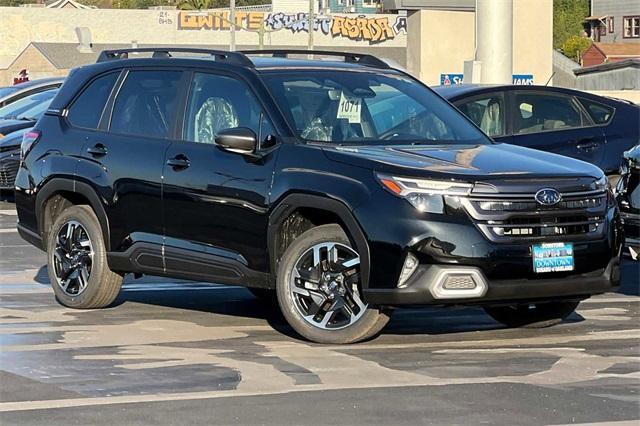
xmin=532 ymin=242 xmax=574 ymax=273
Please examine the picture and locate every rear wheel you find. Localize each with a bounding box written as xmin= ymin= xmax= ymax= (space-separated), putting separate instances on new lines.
xmin=276 ymin=224 xmax=390 ymax=344
xmin=484 ymin=300 xmax=580 ymax=328
xmin=47 ymin=205 xmax=122 ymax=309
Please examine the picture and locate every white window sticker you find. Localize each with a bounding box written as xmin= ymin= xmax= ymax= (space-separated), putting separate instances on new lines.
xmin=336 ymin=92 xmax=362 ymax=124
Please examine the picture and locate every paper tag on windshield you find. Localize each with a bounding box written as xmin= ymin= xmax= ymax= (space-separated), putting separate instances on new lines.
xmin=336 ymin=92 xmax=362 ymax=124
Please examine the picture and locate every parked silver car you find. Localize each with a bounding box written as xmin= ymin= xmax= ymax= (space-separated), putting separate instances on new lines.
xmin=0 ymin=77 xmax=64 ymax=108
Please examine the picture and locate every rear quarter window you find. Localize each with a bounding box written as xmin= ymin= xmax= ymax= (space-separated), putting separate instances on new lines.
xmin=578 ymin=98 xmax=615 ymax=125
xmin=67 ymin=72 xmax=119 ymax=129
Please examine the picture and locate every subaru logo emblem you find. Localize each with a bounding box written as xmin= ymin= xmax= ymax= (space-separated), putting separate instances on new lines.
xmin=535 ymin=188 xmax=562 ymax=206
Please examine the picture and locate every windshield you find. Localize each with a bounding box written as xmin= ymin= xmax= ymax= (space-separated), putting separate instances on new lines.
xmin=0 ymin=89 xmax=58 ymax=120
xmin=263 ymin=71 xmax=490 ymax=145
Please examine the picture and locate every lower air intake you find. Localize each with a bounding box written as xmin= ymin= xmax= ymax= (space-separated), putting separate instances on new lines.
xmin=443 ymin=275 xmax=477 ymax=290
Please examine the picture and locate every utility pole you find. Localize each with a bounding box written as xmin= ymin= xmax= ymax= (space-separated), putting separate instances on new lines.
xmin=475 ymin=0 xmax=513 ymax=84
xmin=230 ymin=0 xmax=236 ymax=51
xmin=308 ymin=0 xmax=314 ymax=51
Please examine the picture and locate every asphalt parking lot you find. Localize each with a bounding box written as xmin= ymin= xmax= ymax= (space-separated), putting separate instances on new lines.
xmin=0 ymin=199 xmax=639 ymax=425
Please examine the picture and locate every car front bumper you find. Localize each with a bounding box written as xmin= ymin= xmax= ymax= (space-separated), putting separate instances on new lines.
xmin=363 ymin=256 xmax=619 ymax=306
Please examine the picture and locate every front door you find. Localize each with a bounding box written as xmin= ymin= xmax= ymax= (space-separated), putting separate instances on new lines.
xmin=161 ymin=71 xmax=279 ymax=282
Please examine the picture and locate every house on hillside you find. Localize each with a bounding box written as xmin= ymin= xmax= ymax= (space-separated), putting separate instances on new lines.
xmin=584 ymin=0 xmax=640 ymax=43
xmin=581 ymin=42 xmax=640 ymax=67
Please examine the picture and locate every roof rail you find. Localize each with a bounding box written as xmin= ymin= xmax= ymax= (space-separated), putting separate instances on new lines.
xmin=241 ymin=49 xmax=392 ymax=69
xmin=96 ymin=48 xmax=254 ymax=67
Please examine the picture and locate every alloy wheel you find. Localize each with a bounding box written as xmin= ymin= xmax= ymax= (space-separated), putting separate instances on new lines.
xmin=289 ymin=242 xmax=367 ymax=330
xmin=51 ymin=220 xmax=94 ymax=296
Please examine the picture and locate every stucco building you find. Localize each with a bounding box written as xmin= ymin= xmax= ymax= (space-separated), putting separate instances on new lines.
xmin=0 ymin=1 xmax=552 ymax=87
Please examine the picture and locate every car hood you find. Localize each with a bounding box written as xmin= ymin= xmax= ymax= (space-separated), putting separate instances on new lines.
xmin=322 ymin=142 xmax=604 ymax=181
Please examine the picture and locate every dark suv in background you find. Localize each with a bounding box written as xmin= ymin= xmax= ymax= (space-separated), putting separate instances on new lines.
xmin=15 ymin=49 xmax=622 ymax=344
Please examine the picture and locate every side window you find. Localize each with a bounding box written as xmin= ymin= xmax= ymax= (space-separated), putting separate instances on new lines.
xmin=514 ymin=92 xmax=584 ymax=135
xmin=67 ymin=73 xmax=118 ymax=129
xmin=454 ymin=93 xmax=505 ymax=137
xmin=110 ymin=70 xmax=182 ymax=138
xmin=578 ymin=98 xmax=615 ymax=125
xmin=183 ymin=73 xmax=275 ymax=146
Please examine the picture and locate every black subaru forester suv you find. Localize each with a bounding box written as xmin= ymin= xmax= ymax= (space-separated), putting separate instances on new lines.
xmin=15 ymin=49 xmax=622 ymax=344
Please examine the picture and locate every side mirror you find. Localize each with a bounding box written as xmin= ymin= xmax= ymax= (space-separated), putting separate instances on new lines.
xmin=214 ymin=127 xmax=257 ymax=155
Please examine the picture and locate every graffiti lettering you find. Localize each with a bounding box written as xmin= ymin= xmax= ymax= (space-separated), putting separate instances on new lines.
xmin=331 ymin=16 xmax=395 ymax=43
xmin=393 ymin=16 xmax=407 ymax=35
xmin=158 ymin=11 xmax=173 ymax=25
xmin=177 ymin=12 xmax=406 ymax=44
xmin=264 ymin=12 xmax=332 ymax=34
xmin=178 ymin=11 xmax=266 ymax=30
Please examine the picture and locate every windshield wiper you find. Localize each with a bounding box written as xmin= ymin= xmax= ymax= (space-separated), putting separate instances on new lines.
xmin=16 ymin=116 xmax=37 ymax=121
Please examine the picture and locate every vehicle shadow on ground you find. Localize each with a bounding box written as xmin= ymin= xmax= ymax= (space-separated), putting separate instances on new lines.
xmin=31 ymin=265 xmax=607 ymax=341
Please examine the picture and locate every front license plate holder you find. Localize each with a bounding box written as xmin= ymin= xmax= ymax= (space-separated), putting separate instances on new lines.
xmin=532 ymin=242 xmax=574 ymax=273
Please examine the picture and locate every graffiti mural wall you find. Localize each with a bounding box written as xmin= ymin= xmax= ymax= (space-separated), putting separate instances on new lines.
xmin=177 ymin=11 xmax=407 ymax=44
xmin=0 ymin=6 xmax=407 ymax=81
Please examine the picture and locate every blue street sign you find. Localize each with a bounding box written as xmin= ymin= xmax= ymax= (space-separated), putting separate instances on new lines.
xmin=512 ymin=74 xmax=534 ymax=85
xmin=440 ymin=74 xmax=464 ymax=86
xmin=440 ymin=74 xmax=535 ymax=85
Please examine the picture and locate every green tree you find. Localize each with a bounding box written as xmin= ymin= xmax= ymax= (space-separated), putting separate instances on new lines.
xmin=177 ymin=0 xmax=211 ymax=9
xmin=553 ymin=0 xmax=590 ymax=51
xmin=561 ymin=34 xmax=591 ymax=62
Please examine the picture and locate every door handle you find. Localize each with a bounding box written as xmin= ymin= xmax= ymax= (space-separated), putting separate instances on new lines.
xmin=166 ymin=155 xmax=190 ymax=169
xmin=576 ymin=139 xmax=600 ymax=152
xmin=87 ymin=143 xmax=107 ymax=156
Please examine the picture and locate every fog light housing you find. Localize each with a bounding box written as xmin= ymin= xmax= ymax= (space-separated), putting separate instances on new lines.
xmin=398 ymin=253 xmax=419 ymax=288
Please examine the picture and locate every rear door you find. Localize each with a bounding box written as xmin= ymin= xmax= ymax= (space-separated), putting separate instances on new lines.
xmin=578 ymin=96 xmax=637 ymax=174
xmin=75 ymin=69 xmax=185 ymax=255
xmin=508 ymin=90 xmax=606 ymax=168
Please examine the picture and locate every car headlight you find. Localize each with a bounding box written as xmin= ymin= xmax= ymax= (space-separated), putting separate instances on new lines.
xmin=376 ymin=173 xmax=473 ymax=213
xmin=594 ymin=175 xmax=608 ymax=191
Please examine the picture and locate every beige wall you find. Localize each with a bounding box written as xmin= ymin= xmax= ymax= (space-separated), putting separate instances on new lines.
xmin=587 ymin=90 xmax=640 ymax=105
xmin=407 ymin=0 xmax=553 ymax=86
xmin=513 ymin=0 xmax=553 ymax=84
xmin=0 ymin=3 xmax=554 ymax=87
xmin=0 ymin=7 xmax=407 ymax=70
xmin=407 ymin=10 xmax=475 ymax=85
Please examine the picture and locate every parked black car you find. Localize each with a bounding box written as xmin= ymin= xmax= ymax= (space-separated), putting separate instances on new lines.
xmin=434 ymin=84 xmax=640 ymax=175
xmin=0 ymin=89 xmax=58 ymax=136
xmin=616 ymin=145 xmax=640 ymax=260
xmin=0 ymin=77 xmax=64 ymax=108
xmin=15 ymin=48 xmax=622 ymax=344
xmin=0 ymin=127 xmax=29 ymax=191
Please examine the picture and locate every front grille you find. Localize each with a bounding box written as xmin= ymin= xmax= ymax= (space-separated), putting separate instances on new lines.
xmin=462 ymin=189 xmax=608 ymax=242
xmin=0 ymin=160 xmax=19 ymax=189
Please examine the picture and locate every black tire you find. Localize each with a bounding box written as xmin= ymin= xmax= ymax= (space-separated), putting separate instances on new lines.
xmin=47 ymin=205 xmax=122 ymax=309
xmin=484 ymin=300 xmax=580 ymax=328
xmin=276 ymin=224 xmax=390 ymax=344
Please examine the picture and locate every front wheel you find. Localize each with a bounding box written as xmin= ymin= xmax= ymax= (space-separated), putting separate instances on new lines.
xmin=484 ymin=300 xmax=580 ymax=328
xmin=276 ymin=224 xmax=390 ymax=344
